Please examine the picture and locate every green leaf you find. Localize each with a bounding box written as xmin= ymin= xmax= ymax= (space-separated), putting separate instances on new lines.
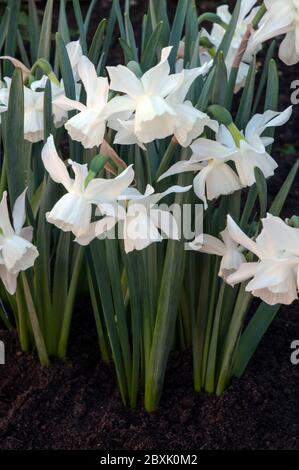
xmin=125 ymin=13 xmax=138 ymax=62
xmin=43 ymin=79 xmax=53 ymax=141
xmin=211 ymin=52 xmax=228 ymax=106
xmin=233 ymin=303 xmax=280 ymax=378
xmin=252 ymin=40 xmax=276 ymax=114
xmin=28 ymin=0 xmax=40 ymax=62
xmin=72 ymin=0 xmax=88 ymax=54
xmin=168 ymin=0 xmax=188 ymax=70
xmin=55 ymin=33 xmax=76 ymax=99
xmin=236 ymin=57 xmax=256 ymax=129
xmin=254 ymin=167 xmax=267 ymax=219
xmin=4 ymin=0 xmax=21 ymax=75
xmin=141 ymin=21 xmax=163 ymax=70
xmin=269 ymin=160 xmax=299 ymax=216
xmin=88 ymin=19 xmax=107 ymax=66
xmin=217 ymin=0 xmax=241 ymax=59
xmin=37 ymin=0 xmax=53 ymax=62
xmin=5 ymin=68 xmax=24 ymax=205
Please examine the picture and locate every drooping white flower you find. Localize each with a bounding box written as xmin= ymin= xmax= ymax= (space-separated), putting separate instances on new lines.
xmin=54 ymin=56 xmax=113 ymax=148
xmin=41 ymin=135 xmax=135 ymax=237
xmin=79 ymin=184 xmax=192 ymax=253
xmin=190 ymin=227 xmax=246 ymax=280
xmin=165 ymin=65 xmax=218 ymax=147
xmin=201 ymin=1 xmax=260 ymax=92
xmin=219 ymin=106 xmax=293 ymax=186
xmin=158 ymin=138 xmax=241 ymax=209
xmin=249 ymin=0 xmax=299 ymax=65
xmin=0 ymin=41 xmax=84 ymax=142
xmin=107 ymin=48 xmax=212 ymax=145
xmin=226 ymin=214 xmax=299 ymax=305
xmin=0 ymin=190 xmax=38 ymax=295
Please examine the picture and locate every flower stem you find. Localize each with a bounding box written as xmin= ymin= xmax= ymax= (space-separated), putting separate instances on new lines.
xmin=57 ymin=247 xmax=84 ymax=359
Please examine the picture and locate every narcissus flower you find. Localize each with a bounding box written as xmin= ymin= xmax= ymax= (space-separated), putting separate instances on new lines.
xmin=0 ymin=190 xmax=38 ymax=295
xmin=201 ymin=1 xmax=260 ymax=91
xmin=0 ymin=41 xmax=83 ymax=142
xmin=226 ymin=214 xmax=299 ymax=305
xmin=190 ymin=227 xmax=246 ymax=280
xmin=42 ymin=135 xmax=135 ymax=237
xmin=220 ymin=107 xmax=293 ymax=186
xmin=79 ymin=185 xmax=191 ymax=253
xmin=159 ymin=138 xmax=241 ymax=209
xmin=54 ymin=56 xmax=114 ymax=148
xmin=107 ymin=48 xmax=212 ymax=146
xmin=250 ymin=0 xmax=299 ymax=65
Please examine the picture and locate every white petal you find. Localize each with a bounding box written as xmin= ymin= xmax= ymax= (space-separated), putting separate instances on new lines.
xmin=53 ymin=94 xmax=86 ymax=113
xmin=85 ymin=165 xmax=135 ymax=203
xmin=107 ymin=65 xmax=144 ymax=98
xmin=70 ymin=161 xmax=88 ymax=193
xmin=190 ymin=233 xmax=226 ymax=256
xmin=279 ymin=30 xmax=299 ymax=65
xmin=227 ymin=215 xmax=261 ymax=257
xmin=12 ymin=188 xmax=27 ymax=234
xmin=226 ymin=262 xmax=259 ymax=286
xmin=46 ymin=193 xmax=91 ymax=237
xmin=0 ymin=192 xmax=14 ymax=237
xmin=42 ymin=135 xmax=73 ymax=191
xmin=65 ymin=110 xmax=106 ymax=148
xmin=0 ymin=265 xmax=18 ymax=295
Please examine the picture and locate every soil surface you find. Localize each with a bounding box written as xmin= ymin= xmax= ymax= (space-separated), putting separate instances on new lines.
xmin=1 ymin=0 xmax=299 ymax=451
xmin=1 ymin=302 xmax=299 ymax=450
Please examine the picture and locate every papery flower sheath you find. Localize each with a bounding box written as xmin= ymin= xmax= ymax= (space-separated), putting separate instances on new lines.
xmin=42 ymin=135 xmax=135 ymax=237
xmin=226 ymin=214 xmax=299 ymax=305
xmin=0 ymin=190 xmax=38 ymax=295
xmin=158 ymin=137 xmax=241 ymax=209
xmin=190 ymin=227 xmax=246 ymax=280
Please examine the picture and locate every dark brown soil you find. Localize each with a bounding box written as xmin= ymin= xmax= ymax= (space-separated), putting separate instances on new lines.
xmin=1 ymin=0 xmax=299 ymax=451
xmin=1 ymin=301 xmax=299 ymax=450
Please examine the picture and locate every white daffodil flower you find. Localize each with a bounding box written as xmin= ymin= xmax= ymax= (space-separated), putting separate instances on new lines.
xmin=107 ymin=47 xmax=180 ymax=144
xmin=190 ymin=227 xmax=246 ymax=280
xmin=226 ymin=214 xmax=299 ymax=305
xmin=219 ymin=106 xmax=293 ymax=186
xmin=41 ymin=135 xmax=135 ymax=237
xmin=201 ymin=1 xmax=260 ymax=92
xmin=249 ymin=0 xmax=299 ymax=66
xmin=109 ymin=62 xmax=216 ymax=148
xmin=107 ymin=47 xmax=211 ymax=145
xmin=158 ymin=138 xmax=241 ymax=209
xmin=82 ymin=184 xmax=192 ymax=253
xmin=0 ymin=190 xmax=38 ymax=295
xmin=0 ymin=41 xmax=83 ymax=142
xmin=54 ymin=56 xmax=113 ymax=148
xmin=165 ymin=65 xmax=218 ymax=147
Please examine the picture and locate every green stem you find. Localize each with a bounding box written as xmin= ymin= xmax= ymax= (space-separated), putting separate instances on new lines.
xmin=216 ymin=284 xmax=251 ymax=395
xmin=252 ymin=4 xmax=267 ymax=30
xmin=15 ymin=282 xmax=30 ymax=352
xmin=57 ymin=247 xmax=84 ymax=358
xmin=156 ymin=140 xmax=178 ymax=181
xmin=204 ymin=281 xmax=226 ymax=393
xmin=21 ymin=273 xmax=49 ymax=366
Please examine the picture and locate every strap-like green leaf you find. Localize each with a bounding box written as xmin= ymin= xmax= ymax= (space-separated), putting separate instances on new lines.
xmin=233 ymin=303 xmax=280 ymax=378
